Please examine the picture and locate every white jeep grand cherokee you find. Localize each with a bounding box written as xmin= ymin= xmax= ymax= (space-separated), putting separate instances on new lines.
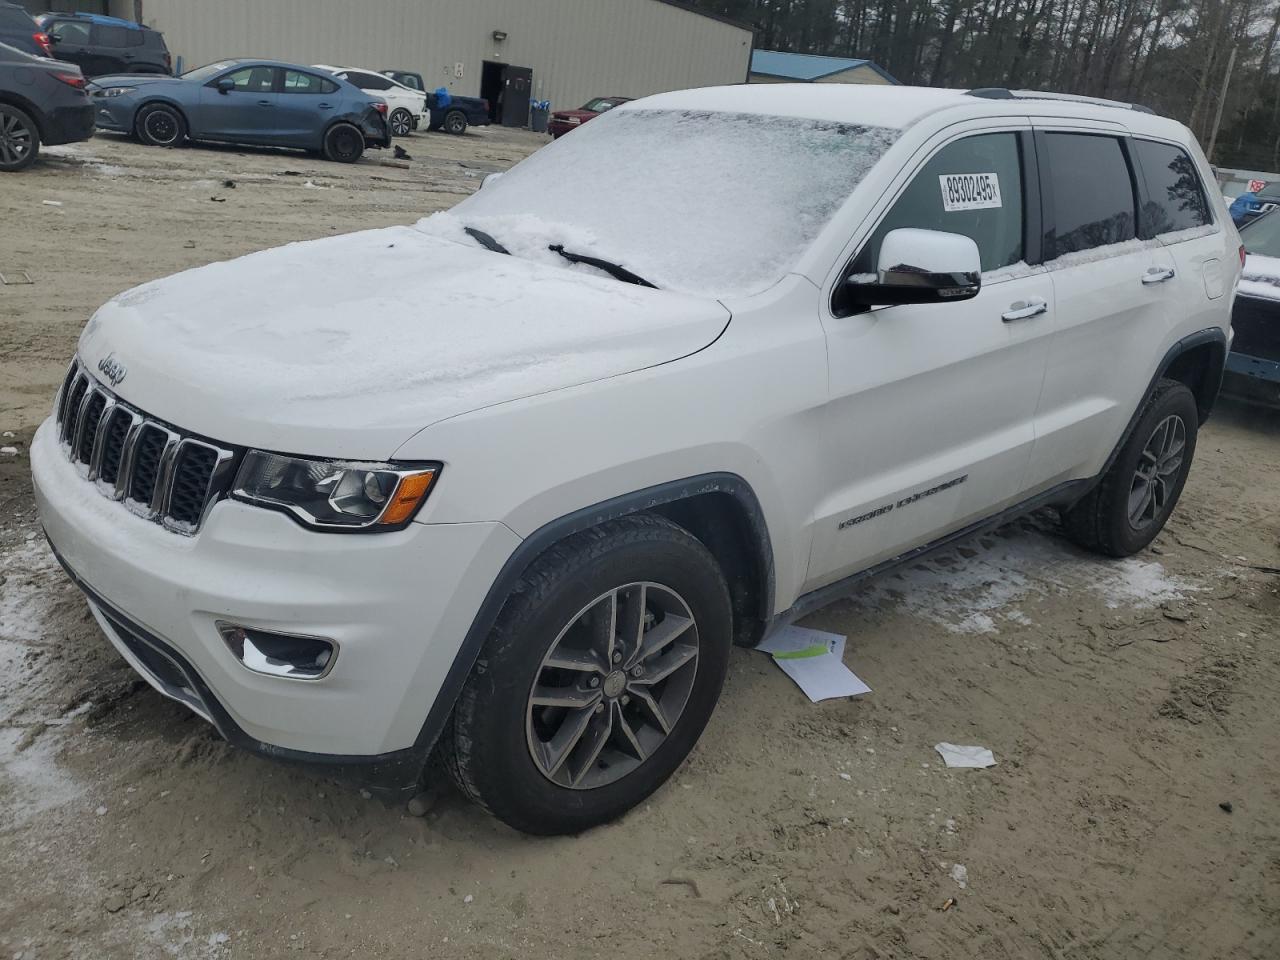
xmin=33 ymin=85 xmax=1240 ymax=835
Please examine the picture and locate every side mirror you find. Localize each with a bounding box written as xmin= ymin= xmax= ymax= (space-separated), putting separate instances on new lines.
xmin=842 ymin=228 xmax=981 ymax=309
xmin=480 ymin=172 xmax=503 ymax=190
xmin=216 ymin=77 xmax=235 ymax=94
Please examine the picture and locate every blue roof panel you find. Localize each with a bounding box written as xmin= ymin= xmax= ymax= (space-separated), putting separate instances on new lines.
xmin=750 ymin=49 xmax=897 ymax=83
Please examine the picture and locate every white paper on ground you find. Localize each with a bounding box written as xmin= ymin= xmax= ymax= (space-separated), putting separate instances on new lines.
xmin=756 ymin=625 xmax=872 ymax=703
xmin=934 ymin=743 xmax=997 ymax=768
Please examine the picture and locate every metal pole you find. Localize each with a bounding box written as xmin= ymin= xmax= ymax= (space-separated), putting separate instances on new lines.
xmin=1207 ymin=45 xmax=1238 ymax=162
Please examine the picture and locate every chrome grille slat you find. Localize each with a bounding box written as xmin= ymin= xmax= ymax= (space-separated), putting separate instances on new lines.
xmin=53 ymin=358 xmax=236 ymax=536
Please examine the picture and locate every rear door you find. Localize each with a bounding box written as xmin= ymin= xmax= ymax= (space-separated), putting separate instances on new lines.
xmin=89 ymin=23 xmax=131 ymax=75
xmin=194 ymin=65 xmax=280 ymax=142
xmin=1025 ymin=127 xmax=1183 ymax=490
xmin=808 ymin=125 xmax=1057 ymax=589
xmin=275 ymin=68 xmax=338 ymax=145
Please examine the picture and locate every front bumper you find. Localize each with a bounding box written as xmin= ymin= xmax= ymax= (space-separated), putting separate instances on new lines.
xmin=31 ymin=419 xmax=519 ymax=777
xmin=92 ymin=96 xmax=131 ymax=132
xmin=44 ymin=102 xmax=96 ymax=145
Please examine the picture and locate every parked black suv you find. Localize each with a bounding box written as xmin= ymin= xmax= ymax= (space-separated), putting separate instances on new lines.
xmin=0 ymin=40 xmax=95 ymax=171
xmin=0 ymin=2 xmax=52 ymax=58
xmin=35 ymin=12 xmax=169 ymax=77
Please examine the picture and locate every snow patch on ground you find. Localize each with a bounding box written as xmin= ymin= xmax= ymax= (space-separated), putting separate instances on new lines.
xmin=851 ymin=521 xmax=1196 ymax=634
xmin=143 ymin=912 xmax=230 ymax=958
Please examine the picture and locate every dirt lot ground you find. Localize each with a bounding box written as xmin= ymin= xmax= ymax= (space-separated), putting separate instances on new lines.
xmin=1 ymin=128 xmax=1278 ymax=960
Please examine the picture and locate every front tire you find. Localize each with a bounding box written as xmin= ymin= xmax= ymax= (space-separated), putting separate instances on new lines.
xmin=445 ymin=514 xmax=732 ymax=835
xmin=322 ymin=122 xmax=364 ymax=163
xmin=443 ymin=110 xmax=468 ymax=135
xmin=0 ymin=104 xmax=39 ymax=171
xmin=135 ymin=103 xmax=185 ymax=147
xmin=389 ymin=108 xmax=413 ymax=137
xmin=1062 ymin=378 xmax=1199 ymax=556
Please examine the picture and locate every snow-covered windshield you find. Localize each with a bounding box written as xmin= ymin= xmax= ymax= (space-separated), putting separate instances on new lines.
xmin=416 ymin=108 xmax=898 ymax=298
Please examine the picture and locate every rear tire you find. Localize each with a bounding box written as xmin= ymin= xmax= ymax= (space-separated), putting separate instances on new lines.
xmin=135 ymin=103 xmax=185 ymax=147
xmin=1062 ymin=378 xmax=1199 ymax=557
xmin=443 ymin=110 xmax=468 ymax=135
xmin=0 ymin=104 xmax=39 ymax=171
xmin=444 ymin=514 xmax=732 ymax=835
xmin=322 ymin=122 xmax=364 ymax=163
xmin=389 ymin=108 xmax=413 ymax=137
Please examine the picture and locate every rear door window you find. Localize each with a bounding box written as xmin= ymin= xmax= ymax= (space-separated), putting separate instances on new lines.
xmin=1042 ymin=133 xmax=1136 ymax=258
xmin=850 ymin=132 xmax=1026 ymax=275
xmin=1132 ymin=139 xmax=1213 ymax=236
xmin=93 ymin=24 xmax=130 ymax=47
xmin=348 ymin=71 xmax=393 ymax=91
xmin=282 ymin=70 xmax=336 ymax=95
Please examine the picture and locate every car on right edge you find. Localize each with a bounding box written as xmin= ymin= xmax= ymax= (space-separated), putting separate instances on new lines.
xmin=1225 ymin=208 xmax=1280 ymax=405
xmin=32 ymin=85 xmax=1239 ymax=836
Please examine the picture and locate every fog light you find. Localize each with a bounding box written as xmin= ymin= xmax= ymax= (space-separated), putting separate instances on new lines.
xmin=216 ymin=621 xmax=337 ymax=680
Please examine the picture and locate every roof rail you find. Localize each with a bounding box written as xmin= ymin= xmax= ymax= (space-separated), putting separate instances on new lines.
xmin=967 ymin=87 xmax=1156 ymax=115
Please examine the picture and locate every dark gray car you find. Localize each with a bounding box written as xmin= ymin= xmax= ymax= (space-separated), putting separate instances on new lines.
xmin=0 ymin=40 xmax=95 ymax=171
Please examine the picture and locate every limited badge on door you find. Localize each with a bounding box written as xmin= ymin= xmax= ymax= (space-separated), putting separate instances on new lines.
xmin=939 ymin=173 xmax=1002 ymax=212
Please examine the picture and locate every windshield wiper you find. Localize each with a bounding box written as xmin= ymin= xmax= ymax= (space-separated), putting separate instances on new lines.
xmin=548 ymin=244 xmax=657 ymax=288
xmin=464 ymin=226 xmax=509 ymax=255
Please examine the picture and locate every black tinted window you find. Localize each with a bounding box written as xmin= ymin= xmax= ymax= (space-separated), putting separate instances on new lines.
xmin=1134 ymin=139 xmax=1211 ymax=236
xmin=349 ymin=71 xmax=392 ymax=90
xmin=851 ymin=132 xmax=1024 ymax=275
xmin=48 ymin=20 xmax=90 ymax=43
xmin=94 ymin=24 xmax=129 ymax=47
xmin=1043 ymin=133 xmax=1136 ymax=257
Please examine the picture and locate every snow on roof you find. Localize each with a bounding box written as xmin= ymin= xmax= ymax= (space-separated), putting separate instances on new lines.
xmin=622 ymin=84 xmax=972 ymax=130
xmin=751 ymin=49 xmax=898 ymax=83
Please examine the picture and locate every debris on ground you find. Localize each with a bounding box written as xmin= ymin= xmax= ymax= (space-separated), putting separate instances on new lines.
xmin=934 ymin=743 xmax=997 ymax=769
xmin=755 ymin=626 xmax=871 ymax=702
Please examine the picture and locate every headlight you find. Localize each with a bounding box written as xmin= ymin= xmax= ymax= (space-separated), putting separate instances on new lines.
xmin=231 ymin=451 xmax=439 ymax=531
xmin=94 ymin=86 xmax=135 ymax=98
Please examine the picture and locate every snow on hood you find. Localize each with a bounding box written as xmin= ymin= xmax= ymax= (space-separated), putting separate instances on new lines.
xmin=77 ymin=226 xmax=730 ymax=459
xmin=1239 ymin=253 xmax=1280 ymax=301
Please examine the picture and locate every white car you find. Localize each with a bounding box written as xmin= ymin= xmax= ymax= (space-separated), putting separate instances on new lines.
xmin=313 ymin=64 xmax=426 ymax=137
xmin=32 ymin=84 xmax=1239 ymax=835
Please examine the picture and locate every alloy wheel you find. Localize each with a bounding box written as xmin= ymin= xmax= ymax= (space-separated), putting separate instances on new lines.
xmin=526 ymin=582 xmax=700 ymax=790
xmin=145 ymin=111 xmax=177 ymax=144
xmin=390 ymin=110 xmax=411 ymax=136
xmin=1128 ymin=414 xmax=1186 ymax=529
xmin=0 ymin=110 xmax=33 ymax=166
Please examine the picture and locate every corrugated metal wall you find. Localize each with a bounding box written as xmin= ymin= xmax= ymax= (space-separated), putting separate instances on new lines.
xmin=125 ymin=0 xmax=752 ymax=113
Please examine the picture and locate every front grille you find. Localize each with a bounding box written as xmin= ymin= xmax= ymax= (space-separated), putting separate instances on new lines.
xmin=53 ymin=358 xmax=236 ymax=536
xmin=1232 ymin=294 xmax=1280 ymax=362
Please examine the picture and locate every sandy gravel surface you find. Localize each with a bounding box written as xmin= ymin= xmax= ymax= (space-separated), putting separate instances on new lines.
xmin=1 ymin=130 xmax=1278 ymax=960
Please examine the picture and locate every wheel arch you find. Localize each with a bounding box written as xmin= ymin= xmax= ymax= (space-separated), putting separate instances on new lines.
xmin=407 ymin=473 xmax=776 ymax=757
xmin=134 ymin=97 xmax=191 ymax=135
xmin=0 ymin=91 xmax=45 ymax=139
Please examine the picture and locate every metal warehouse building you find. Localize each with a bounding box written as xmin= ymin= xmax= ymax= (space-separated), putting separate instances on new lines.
xmin=27 ymin=0 xmax=754 ymax=125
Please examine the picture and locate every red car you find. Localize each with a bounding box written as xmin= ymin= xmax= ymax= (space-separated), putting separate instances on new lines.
xmin=549 ymin=96 xmax=631 ymax=138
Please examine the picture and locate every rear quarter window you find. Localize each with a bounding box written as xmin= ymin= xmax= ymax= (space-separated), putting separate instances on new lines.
xmin=94 ymin=24 xmax=130 ymax=47
xmin=1133 ymin=139 xmax=1213 ymax=236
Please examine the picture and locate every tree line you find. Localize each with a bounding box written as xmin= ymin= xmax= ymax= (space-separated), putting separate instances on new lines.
xmin=690 ymin=0 xmax=1280 ymax=172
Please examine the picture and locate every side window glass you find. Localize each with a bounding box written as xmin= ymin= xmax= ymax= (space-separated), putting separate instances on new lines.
xmin=50 ymin=21 xmax=91 ymax=44
xmin=94 ymin=25 xmax=129 ymax=47
xmin=282 ymin=70 xmax=330 ymax=94
xmin=125 ymin=30 xmax=144 ymax=48
xmin=851 ymin=132 xmax=1024 ymax=275
xmin=223 ymin=66 xmax=277 ymax=93
xmin=1043 ymin=133 xmax=1136 ymax=257
xmin=1133 ymin=139 xmax=1211 ymax=236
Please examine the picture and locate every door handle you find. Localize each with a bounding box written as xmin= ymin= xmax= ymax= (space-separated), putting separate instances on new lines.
xmin=1142 ymin=266 xmax=1176 ymax=284
xmin=317 ymin=102 xmax=333 ymax=109
xmin=1001 ymin=298 xmax=1049 ymax=322
xmin=257 ymin=99 xmax=272 ymax=106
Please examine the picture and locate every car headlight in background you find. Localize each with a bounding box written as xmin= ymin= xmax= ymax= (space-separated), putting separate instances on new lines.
xmin=93 ymin=86 xmax=136 ymax=98
xmin=231 ymin=451 xmax=439 ymax=531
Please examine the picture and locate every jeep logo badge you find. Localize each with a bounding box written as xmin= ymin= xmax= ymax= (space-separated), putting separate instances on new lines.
xmin=97 ymin=353 xmax=127 ymax=387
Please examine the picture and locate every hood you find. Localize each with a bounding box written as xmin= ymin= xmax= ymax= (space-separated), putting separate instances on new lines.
xmin=90 ymin=73 xmax=175 ymax=89
xmin=553 ymin=109 xmax=598 ymax=120
xmin=77 ymin=226 xmax=730 ymax=459
xmin=1240 ymin=253 xmax=1280 ymax=302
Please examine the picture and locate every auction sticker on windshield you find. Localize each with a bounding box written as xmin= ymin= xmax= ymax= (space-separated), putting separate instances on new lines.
xmin=940 ymin=173 xmax=1002 ymax=212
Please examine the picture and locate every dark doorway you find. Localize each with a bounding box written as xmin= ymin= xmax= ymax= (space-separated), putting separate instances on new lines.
xmin=480 ymin=60 xmax=534 ymax=128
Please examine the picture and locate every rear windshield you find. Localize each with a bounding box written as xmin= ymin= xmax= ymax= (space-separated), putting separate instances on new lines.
xmin=419 ymin=108 xmax=898 ymax=298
